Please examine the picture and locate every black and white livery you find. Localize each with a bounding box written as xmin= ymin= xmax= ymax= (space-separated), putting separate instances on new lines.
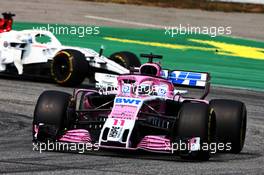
xmin=0 ymin=14 xmax=140 ymax=86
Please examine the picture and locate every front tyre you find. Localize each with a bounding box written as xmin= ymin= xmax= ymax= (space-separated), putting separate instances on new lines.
xmin=175 ymin=102 xmax=215 ymax=161
xmin=51 ymin=49 xmax=89 ymax=86
xmin=33 ymin=90 xmax=71 ymax=142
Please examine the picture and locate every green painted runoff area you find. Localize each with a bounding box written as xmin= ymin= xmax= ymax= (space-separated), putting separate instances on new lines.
xmin=13 ymin=22 xmax=264 ymax=90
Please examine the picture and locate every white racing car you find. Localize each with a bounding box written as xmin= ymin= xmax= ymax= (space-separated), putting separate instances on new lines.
xmin=0 ymin=13 xmax=140 ymax=86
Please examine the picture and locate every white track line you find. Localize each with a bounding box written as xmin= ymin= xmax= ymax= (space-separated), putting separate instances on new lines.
xmin=85 ymin=15 xmax=255 ymax=41
xmin=84 ymin=15 xmax=164 ymax=29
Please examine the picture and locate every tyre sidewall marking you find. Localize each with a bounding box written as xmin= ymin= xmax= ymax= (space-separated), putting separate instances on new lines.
xmin=115 ymin=55 xmax=127 ymax=67
xmin=208 ymin=108 xmax=214 ymax=143
xmin=51 ymin=51 xmax=74 ymax=83
xmin=240 ymin=105 xmax=246 ymax=148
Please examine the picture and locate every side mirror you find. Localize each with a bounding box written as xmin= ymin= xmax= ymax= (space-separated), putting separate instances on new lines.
xmin=99 ymin=45 xmax=104 ymax=57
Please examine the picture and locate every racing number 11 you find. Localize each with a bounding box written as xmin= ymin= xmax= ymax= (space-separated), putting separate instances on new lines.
xmin=113 ymin=119 xmax=125 ymax=126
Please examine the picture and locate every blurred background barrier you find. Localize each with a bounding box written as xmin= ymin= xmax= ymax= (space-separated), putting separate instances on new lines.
xmin=209 ymin=0 xmax=264 ymax=4
xmin=87 ymin=0 xmax=264 ymax=13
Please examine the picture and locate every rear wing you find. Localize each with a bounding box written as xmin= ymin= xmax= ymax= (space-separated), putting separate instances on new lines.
xmin=161 ymin=70 xmax=211 ymax=99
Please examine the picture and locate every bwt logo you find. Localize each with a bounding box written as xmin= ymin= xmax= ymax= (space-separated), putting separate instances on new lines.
xmin=115 ymin=98 xmax=142 ymax=105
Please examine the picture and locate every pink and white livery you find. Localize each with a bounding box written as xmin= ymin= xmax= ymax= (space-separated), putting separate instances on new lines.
xmin=33 ymin=53 xmax=247 ymax=161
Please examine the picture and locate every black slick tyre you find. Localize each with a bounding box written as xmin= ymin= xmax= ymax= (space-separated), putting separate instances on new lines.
xmin=51 ymin=49 xmax=88 ymax=86
xmin=175 ymin=102 xmax=215 ymax=161
xmin=109 ymin=51 xmax=141 ymax=69
xmin=33 ymin=90 xmax=71 ymax=141
xmin=209 ymin=99 xmax=247 ymax=153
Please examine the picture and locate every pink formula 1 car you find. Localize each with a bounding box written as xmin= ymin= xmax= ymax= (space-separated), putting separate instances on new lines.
xmin=33 ymin=54 xmax=247 ymax=161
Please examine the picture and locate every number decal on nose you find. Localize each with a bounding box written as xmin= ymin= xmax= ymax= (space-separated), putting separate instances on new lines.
xmin=113 ymin=119 xmax=125 ymax=126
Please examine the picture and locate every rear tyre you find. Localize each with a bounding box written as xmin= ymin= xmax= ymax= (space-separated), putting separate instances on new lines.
xmin=51 ymin=49 xmax=89 ymax=86
xmin=175 ymin=102 xmax=215 ymax=161
xmin=33 ymin=90 xmax=71 ymax=141
xmin=109 ymin=51 xmax=141 ymax=69
xmin=209 ymin=99 xmax=247 ymax=153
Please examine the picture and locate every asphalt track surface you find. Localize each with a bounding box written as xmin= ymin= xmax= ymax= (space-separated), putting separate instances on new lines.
xmin=0 ymin=0 xmax=264 ymax=174
xmin=0 ymin=79 xmax=263 ymax=174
